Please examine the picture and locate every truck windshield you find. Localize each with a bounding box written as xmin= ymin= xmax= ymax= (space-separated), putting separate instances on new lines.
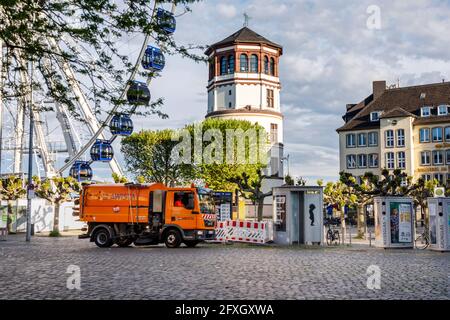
xmin=198 ymin=193 xmax=215 ymax=215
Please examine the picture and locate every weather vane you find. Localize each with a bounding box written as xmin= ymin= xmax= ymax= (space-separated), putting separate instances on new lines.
xmin=243 ymin=13 xmax=251 ymax=27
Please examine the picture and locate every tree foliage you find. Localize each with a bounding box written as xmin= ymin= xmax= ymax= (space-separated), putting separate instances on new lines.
xmin=0 ymin=0 xmax=204 ymax=120
xmin=33 ymin=175 xmax=80 ymax=235
xmin=184 ymin=118 xmax=268 ymax=191
xmin=121 ymin=128 xmax=196 ymax=186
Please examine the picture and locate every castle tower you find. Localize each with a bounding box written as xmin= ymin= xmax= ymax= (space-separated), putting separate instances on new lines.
xmin=205 ymin=27 xmax=284 ymax=178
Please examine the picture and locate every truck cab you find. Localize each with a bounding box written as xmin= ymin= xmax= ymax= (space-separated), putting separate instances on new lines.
xmin=76 ymin=183 xmax=216 ymax=248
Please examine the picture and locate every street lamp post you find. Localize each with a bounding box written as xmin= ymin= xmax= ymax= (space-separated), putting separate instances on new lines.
xmin=25 ymin=59 xmax=34 ymax=242
xmin=281 ymin=154 xmax=290 ymax=177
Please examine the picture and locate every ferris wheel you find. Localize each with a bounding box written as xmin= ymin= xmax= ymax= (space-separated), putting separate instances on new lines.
xmin=0 ymin=2 xmax=178 ymax=182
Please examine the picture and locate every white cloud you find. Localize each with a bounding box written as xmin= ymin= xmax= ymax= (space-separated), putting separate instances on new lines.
xmin=216 ymin=3 xmax=237 ymax=19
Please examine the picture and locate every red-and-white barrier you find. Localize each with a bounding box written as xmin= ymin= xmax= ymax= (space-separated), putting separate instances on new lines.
xmin=214 ymin=220 xmax=273 ymax=244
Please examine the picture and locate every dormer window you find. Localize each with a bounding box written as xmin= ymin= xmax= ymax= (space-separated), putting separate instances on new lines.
xmin=370 ymin=111 xmax=381 ymax=122
xmin=438 ymin=105 xmax=448 ymax=116
xmin=421 ymin=106 xmax=431 ymax=117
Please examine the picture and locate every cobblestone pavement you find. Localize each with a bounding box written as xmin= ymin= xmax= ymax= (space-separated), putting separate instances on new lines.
xmin=0 ymin=235 xmax=448 ymax=300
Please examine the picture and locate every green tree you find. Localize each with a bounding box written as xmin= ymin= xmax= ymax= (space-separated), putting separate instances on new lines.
xmin=121 ymin=129 xmax=196 ymax=186
xmin=0 ymin=176 xmax=26 ymax=233
xmin=410 ymin=178 xmax=438 ymax=226
xmin=284 ymin=175 xmax=294 ymax=185
xmin=34 ymin=176 xmax=80 ymax=236
xmin=112 ymin=173 xmax=129 ymax=183
xmin=319 ymin=179 xmax=357 ymax=241
xmin=184 ymin=118 xmax=268 ymax=191
xmin=228 ymin=170 xmax=272 ymax=221
xmin=0 ymin=0 xmax=204 ymax=119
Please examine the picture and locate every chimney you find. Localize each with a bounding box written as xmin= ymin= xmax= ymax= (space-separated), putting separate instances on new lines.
xmin=373 ymin=80 xmax=386 ymax=99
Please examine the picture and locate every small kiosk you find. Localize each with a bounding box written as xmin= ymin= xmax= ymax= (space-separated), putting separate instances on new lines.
xmin=427 ymin=198 xmax=450 ymax=252
xmin=373 ymin=197 xmax=414 ymax=249
xmin=272 ymin=186 xmax=323 ymax=245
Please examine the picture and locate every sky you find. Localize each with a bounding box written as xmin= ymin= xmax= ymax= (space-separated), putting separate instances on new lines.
xmin=3 ymin=0 xmax=450 ymax=183
xmin=126 ymin=0 xmax=450 ymax=184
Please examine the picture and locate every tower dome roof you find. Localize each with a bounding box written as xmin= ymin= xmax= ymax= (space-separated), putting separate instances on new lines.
xmin=205 ymin=27 xmax=282 ymax=55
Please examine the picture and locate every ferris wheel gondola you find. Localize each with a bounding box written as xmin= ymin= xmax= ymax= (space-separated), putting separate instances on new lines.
xmin=0 ymin=3 xmax=178 ymax=182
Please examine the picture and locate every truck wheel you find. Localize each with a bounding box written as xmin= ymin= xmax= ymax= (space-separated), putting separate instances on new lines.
xmin=116 ymin=238 xmax=133 ymax=247
xmin=164 ymin=229 xmax=181 ymax=248
xmin=93 ymin=228 xmax=114 ymax=248
xmin=184 ymin=240 xmax=199 ymax=248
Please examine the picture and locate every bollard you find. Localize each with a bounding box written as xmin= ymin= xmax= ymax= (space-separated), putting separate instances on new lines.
xmin=349 ymin=226 xmax=352 ymax=245
xmin=369 ymin=229 xmax=372 ymax=247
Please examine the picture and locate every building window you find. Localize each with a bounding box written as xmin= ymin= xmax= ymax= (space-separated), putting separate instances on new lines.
xmin=368 ymin=154 xmax=379 ymax=168
xmin=368 ymin=132 xmax=378 ymax=146
xmin=346 ymin=155 xmax=356 ymax=169
xmin=419 ymin=128 xmax=430 ymax=143
xmin=228 ymin=55 xmax=235 ymax=73
xmin=386 ymin=152 xmax=395 ymax=169
xmin=434 ymin=173 xmax=444 ymax=185
xmin=264 ymin=56 xmax=269 ymax=74
xmin=357 ymin=154 xmax=367 ymax=168
xmin=445 ymin=127 xmax=450 ymax=141
xmin=240 ymin=54 xmax=248 ymax=72
xmin=420 ymin=151 xmax=431 ymax=166
xmin=438 ymin=105 xmax=448 ymax=115
xmin=396 ymin=129 xmax=405 ymax=147
xmin=220 ymin=56 xmax=227 ymax=75
xmin=250 ymin=54 xmax=258 ymax=73
xmin=432 ymin=127 xmax=443 ymax=142
xmin=433 ymin=150 xmax=444 ymax=165
xmin=270 ymin=123 xmax=278 ymax=143
xmin=370 ymin=111 xmax=381 ymax=122
xmin=446 ymin=149 xmax=450 ymax=164
xmin=421 ymin=106 xmax=431 ymax=117
xmin=346 ymin=134 xmax=356 ymax=148
xmin=421 ymin=174 xmax=432 ymax=181
xmin=357 ymin=133 xmax=367 ymax=147
xmin=385 ymin=130 xmax=394 ymax=147
xmin=397 ymin=151 xmax=406 ymax=169
xmin=270 ymin=57 xmax=275 ymax=76
xmin=266 ymin=89 xmax=274 ymax=108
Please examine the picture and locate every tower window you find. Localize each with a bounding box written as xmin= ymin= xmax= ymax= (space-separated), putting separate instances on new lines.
xmin=220 ymin=56 xmax=227 ymax=75
xmin=228 ymin=102 xmax=232 ymax=108
xmin=267 ymin=89 xmax=274 ymax=108
xmin=250 ymin=54 xmax=258 ymax=73
xmin=264 ymin=56 xmax=269 ymax=74
xmin=270 ymin=123 xmax=278 ymax=143
xmin=270 ymin=57 xmax=275 ymax=76
xmin=229 ymin=90 xmax=232 ymax=95
xmin=228 ymin=55 xmax=235 ymax=74
xmin=240 ymin=54 xmax=248 ymax=72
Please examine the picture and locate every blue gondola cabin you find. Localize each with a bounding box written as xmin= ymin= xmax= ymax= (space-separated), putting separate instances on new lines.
xmin=90 ymin=139 xmax=114 ymax=162
xmin=110 ymin=114 xmax=133 ymax=136
xmin=142 ymin=45 xmax=165 ymax=71
xmin=127 ymin=81 xmax=151 ymax=105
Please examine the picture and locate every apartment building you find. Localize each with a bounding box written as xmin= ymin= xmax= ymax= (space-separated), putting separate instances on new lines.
xmin=337 ymin=80 xmax=450 ymax=185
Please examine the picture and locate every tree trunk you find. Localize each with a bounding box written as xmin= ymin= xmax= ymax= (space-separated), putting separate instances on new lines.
xmin=356 ymin=204 xmax=366 ymax=238
xmin=257 ymin=198 xmax=264 ymax=222
xmin=340 ymin=209 xmax=346 ymax=244
xmin=53 ymin=202 xmax=60 ymax=234
xmin=6 ymin=201 xmax=13 ymax=234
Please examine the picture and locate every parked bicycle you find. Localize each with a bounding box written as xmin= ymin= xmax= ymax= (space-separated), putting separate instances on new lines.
xmin=325 ymin=221 xmax=340 ymax=245
xmin=415 ymin=224 xmax=430 ymax=249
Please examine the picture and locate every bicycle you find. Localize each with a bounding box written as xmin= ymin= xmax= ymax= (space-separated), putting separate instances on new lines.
xmin=415 ymin=224 xmax=430 ymax=249
xmin=325 ymin=221 xmax=340 ymax=245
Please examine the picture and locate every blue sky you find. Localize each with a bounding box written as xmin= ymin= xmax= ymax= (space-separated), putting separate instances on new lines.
xmin=4 ymin=0 xmax=450 ymax=183
xmin=125 ymin=0 xmax=450 ymax=184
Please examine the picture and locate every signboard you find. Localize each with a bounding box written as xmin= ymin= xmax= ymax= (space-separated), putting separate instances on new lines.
xmin=275 ymin=195 xmax=286 ymax=232
xmin=220 ymin=203 xmax=231 ymax=221
xmin=429 ymin=203 xmax=437 ymax=244
xmin=434 ymin=187 xmax=445 ymax=197
xmin=389 ymin=202 xmax=412 ymax=243
xmin=0 ymin=207 xmax=7 ymax=229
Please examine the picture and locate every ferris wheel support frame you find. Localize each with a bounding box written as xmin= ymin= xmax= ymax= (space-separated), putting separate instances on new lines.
xmin=47 ymin=38 xmax=124 ymax=176
xmin=18 ymin=57 xmax=56 ymax=177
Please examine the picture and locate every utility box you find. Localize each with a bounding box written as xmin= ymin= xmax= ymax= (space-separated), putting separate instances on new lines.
xmin=272 ymin=186 xmax=323 ymax=245
xmin=427 ymin=198 xmax=450 ymax=252
xmin=374 ymin=197 xmax=414 ymax=249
